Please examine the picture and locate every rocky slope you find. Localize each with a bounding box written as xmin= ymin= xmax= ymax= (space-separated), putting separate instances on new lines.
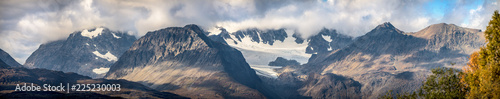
xmin=263 ymin=22 xmax=485 ymax=98
xmin=0 ymin=59 xmax=8 ymax=68
xmin=105 ymin=25 xmax=278 ymax=99
xmin=409 ymin=23 xmax=484 ymax=54
xmin=0 ymin=49 xmax=186 ymax=98
xmin=295 ymin=22 xmax=485 ymax=98
xmin=0 ymin=49 xmax=22 ymax=67
xmin=24 ymin=27 xmax=136 ymax=78
xmin=298 ymin=73 xmax=362 ymax=99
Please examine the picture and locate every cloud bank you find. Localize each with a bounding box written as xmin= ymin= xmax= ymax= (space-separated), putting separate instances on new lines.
xmin=0 ymin=0 xmax=499 ymax=63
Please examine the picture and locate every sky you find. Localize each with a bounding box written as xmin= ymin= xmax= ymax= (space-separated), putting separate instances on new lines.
xmin=0 ymin=0 xmax=499 ymax=64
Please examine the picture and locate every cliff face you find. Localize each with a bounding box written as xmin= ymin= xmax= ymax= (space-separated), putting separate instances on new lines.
xmin=24 ymin=27 xmax=136 ymax=78
xmin=106 ymin=25 xmax=278 ymax=99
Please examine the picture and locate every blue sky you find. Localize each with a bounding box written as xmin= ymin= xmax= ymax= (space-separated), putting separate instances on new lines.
xmin=425 ymin=0 xmax=456 ymax=19
xmin=424 ymin=0 xmax=486 ymax=25
xmin=0 ymin=0 xmax=499 ymax=63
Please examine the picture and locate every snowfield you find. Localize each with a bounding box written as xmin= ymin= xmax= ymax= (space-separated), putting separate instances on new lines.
xmin=225 ymin=32 xmax=311 ymax=65
xmin=223 ymin=30 xmax=311 ymax=78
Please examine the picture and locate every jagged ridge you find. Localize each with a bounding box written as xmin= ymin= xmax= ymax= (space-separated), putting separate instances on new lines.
xmin=106 ymin=24 xmax=279 ymax=99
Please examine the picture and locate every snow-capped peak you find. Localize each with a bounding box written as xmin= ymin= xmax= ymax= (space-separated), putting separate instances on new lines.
xmin=81 ymin=28 xmax=105 ymax=39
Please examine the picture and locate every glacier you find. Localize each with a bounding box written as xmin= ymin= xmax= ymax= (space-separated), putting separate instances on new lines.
xmin=224 ymin=30 xmax=311 ymax=78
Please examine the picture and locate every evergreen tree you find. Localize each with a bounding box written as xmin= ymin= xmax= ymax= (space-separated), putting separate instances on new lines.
xmin=419 ymin=67 xmax=466 ymax=99
xmin=463 ymin=10 xmax=500 ymax=98
xmin=382 ymin=10 xmax=500 ymax=99
xmin=381 ymin=67 xmax=466 ymax=99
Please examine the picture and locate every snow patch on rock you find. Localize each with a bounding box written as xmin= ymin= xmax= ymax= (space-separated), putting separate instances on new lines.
xmin=81 ymin=28 xmax=105 ymax=39
xmin=111 ymin=33 xmax=121 ymax=39
xmin=92 ymin=51 xmax=118 ymax=61
xmin=92 ymin=67 xmax=110 ymax=74
xmin=322 ymin=35 xmax=332 ymax=42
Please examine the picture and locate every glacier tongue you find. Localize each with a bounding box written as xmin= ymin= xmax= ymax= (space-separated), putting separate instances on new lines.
xmin=81 ymin=28 xmax=105 ymax=39
xmin=250 ymin=65 xmax=282 ymax=79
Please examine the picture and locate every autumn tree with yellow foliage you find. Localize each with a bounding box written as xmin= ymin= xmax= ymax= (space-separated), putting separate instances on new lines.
xmin=462 ymin=10 xmax=500 ymax=98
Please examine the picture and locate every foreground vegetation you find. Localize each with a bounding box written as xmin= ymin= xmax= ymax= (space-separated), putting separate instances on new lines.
xmin=381 ymin=10 xmax=500 ymax=99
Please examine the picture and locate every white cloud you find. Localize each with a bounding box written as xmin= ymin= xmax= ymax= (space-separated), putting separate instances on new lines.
xmin=0 ymin=0 xmax=499 ymax=64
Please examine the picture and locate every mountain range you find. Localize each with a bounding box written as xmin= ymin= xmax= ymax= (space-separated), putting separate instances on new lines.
xmin=105 ymin=25 xmax=279 ymax=98
xmin=0 ymin=22 xmax=485 ymax=99
xmin=272 ymin=22 xmax=484 ymax=98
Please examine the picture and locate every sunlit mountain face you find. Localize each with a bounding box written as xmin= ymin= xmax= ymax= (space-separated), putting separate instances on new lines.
xmin=1 ymin=0 xmax=499 ymax=98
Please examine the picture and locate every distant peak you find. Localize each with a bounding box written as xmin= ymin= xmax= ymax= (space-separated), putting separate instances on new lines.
xmin=183 ymin=24 xmax=205 ymax=35
xmin=437 ymin=23 xmax=448 ymax=25
xmin=184 ymin=24 xmax=201 ymax=30
xmin=376 ymin=22 xmax=395 ymax=29
xmin=428 ymin=23 xmax=459 ymax=28
xmin=411 ymin=23 xmax=481 ymax=39
xmin=87 ymin=26 xmax=109 ymax=31
xmin=363 ymin=22 xmax=404 ymax=37
xmin=218 ymin=27 xmax=228 ymax=32
xmin=423 ymin=23 xmax=465 ymax=32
